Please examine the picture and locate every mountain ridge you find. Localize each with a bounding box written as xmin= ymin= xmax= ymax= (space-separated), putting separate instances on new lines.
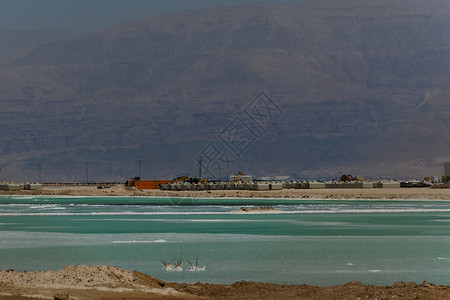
xmin=0 ymin=0 xmax=449 ymax=181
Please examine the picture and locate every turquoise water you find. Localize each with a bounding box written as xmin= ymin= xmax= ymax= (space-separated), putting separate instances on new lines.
xmin=0 ymin=195 xmax=449 ymax=286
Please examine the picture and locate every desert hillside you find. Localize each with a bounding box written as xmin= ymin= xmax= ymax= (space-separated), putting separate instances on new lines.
xmin=0 ymin=0 xmax=449 ymax=182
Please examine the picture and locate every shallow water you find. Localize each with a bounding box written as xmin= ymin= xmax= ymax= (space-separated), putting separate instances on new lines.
xmin=0 ymin=196 xmax=449 ymax=286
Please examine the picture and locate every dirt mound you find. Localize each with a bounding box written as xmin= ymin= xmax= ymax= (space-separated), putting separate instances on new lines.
xmin=0 ymin=265 xmax=182 ymax=299
xmin=169 ymin=280 xmax=450 ymax=299
xmin=0 ymin=265 xmax=166 ymax=288
xmin=1 ymin=266 xmax=450 ymax=299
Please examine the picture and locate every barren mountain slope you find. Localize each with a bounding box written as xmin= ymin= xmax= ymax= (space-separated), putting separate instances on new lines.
xmin=0 ymin=0 xmax=449 ymax=181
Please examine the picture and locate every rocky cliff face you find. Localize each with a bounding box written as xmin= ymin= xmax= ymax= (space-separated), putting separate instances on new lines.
xmin=1 ymin=0 xmax=449 ymax=181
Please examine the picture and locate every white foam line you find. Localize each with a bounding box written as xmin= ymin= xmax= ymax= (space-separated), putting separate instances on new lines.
xmin=5 ymin=195 xmax=90 ymax=199
xmin=76 ymin=218 xmax=265 ymax=223
xmin=113 ymin=239 xmax=167 ymax=244
xmin=1 ymin=208 xmax=450 ymax=216
xmin=0 ymin=212 xmax=247 ymax=216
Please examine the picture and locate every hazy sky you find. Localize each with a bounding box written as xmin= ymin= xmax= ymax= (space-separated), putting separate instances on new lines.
xmin=0 ymin=0 xmax=307 ymax=33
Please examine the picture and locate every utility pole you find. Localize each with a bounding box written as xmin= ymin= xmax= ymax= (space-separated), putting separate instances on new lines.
xmin=272 ymin=162 xmax=275 ymax=181
xmin=198 ymin=156 xmax=202 ymax=179
xmin=38 ymin=163 xmax=42 ymax=183
xmin=446 ymin=143 xmax=450 ymax=183
xmin=138 ymin=160 xmax=142 ymax=179
xmin=84 ymin=161 xmax=89 ymax=183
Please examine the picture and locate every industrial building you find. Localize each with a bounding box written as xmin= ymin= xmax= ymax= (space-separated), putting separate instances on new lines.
xmin=157 ymin=180 xmax=403 ymax=191
xmin=0 ymin=183 xmax=42 ymax=191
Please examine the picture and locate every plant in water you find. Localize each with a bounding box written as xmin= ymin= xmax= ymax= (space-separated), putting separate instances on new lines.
xmin=161 ymin=257 xmax=183 ymax=272
xmin=185 ymin=255 xmax=210 ymax=272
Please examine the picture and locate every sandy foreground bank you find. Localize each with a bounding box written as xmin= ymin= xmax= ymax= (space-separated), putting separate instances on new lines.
xmin=1 ymin=185 xmax=450 ymax=200
xmin=0 ymin=266 xmax=449 ymax=300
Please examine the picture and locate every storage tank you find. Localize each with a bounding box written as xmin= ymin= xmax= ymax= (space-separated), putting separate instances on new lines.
xmin=189 ymin=184 xmax=199 ymax=191
xmin=23 ymin=183 xmax=43 ymax=190
xmin=226 ymin=183 xmax=236 ymax=190
xmin=325 ymin=182 xmax=340 ymax=189
xmin=236 ymin=183 xmax=245 ymax=190
xmin=243 ymin=183 xmax=253 ymax=190
xmin=215 ymin=183 xmax=225 ymax=190
xmin=300 ymin=182 xmax=309 ymax=189
xmin=381 ymin=181 xmax=401 ymax=188
xmin=341 ymin=182 xmax=364 ymax=189
xmin=291 ymin=182 xmax=301 ymax=189
xmin=255 ymin=183 xmax=270 ymax=191
xmin=180 ymin=183 xmax=190 ymax=191
xmin=0 ymin=183 xmax=20 ymax=190
xmin=269 ymin=182 xmax=283 ymax=190
xmin=361 ymin=182 xmax=373 ymax=188
xmin=308 ymin=182 xmax=325 ymax=189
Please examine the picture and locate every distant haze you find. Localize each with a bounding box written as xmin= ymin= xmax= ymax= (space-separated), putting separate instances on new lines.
xmin=0 ymin=0 xmax=307 ymax=32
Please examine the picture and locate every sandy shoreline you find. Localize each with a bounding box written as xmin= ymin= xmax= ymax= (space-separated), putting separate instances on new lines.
xmin=1 ymin=265 xmax=449 ymax=300
xmin=1 ymin=185 xmax=449 ymax=200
